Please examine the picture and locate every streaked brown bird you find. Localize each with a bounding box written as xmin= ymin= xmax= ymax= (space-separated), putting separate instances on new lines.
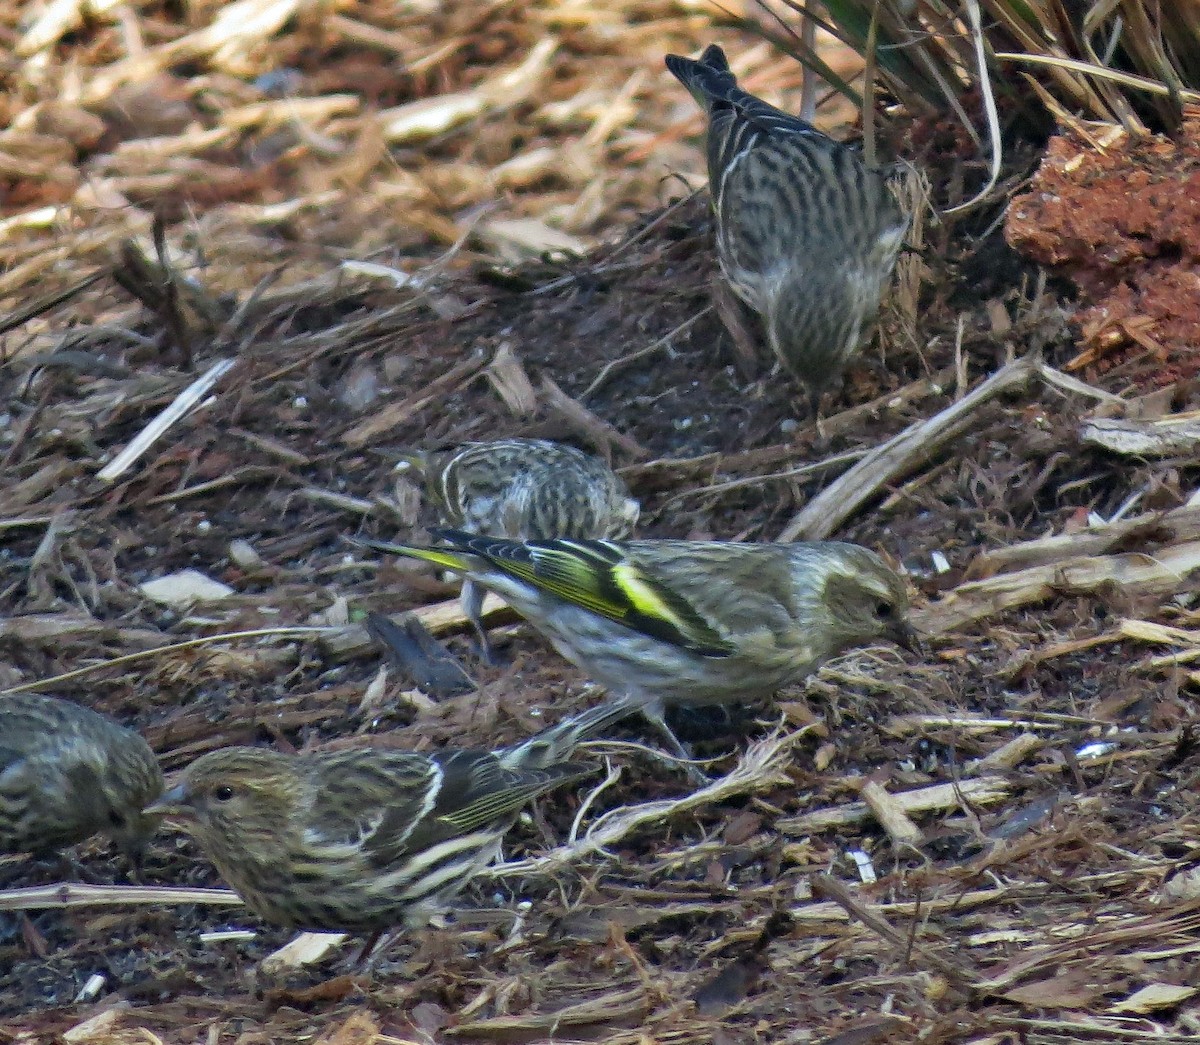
xmin=415 ymin=438 xmax=640 ymax=659
xmin=147 ymin=698 xmax=639 ymax=935
xmin=0 ymin=693 xmax=164 ymax=857
xmin=356 ymin=530 xmax=919 ymax=766
xmin=666 ymin=44 xmax=909 ymax=411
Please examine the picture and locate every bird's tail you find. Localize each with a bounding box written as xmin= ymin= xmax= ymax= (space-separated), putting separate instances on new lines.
xmin=350 ymin=534 xmax=476 ymax=576
xmin=500 ymin=695 xmax=647 ymax=771
xmin=664 ymin=44 xmax=736 ymax=111
xmin=667 ymin=45 xmax=823 ymax=143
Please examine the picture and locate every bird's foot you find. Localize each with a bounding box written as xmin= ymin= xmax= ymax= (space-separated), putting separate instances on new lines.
xmin=641 ymin=706 xmax=715 ymax=787
xmin=472 ymin=625 xmax=501 ymax=668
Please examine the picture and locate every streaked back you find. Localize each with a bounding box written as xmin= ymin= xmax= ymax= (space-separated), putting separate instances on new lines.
xmin=432 ymin=438 xmax=639 ymax=540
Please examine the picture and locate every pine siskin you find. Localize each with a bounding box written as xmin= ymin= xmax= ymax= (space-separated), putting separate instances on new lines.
xmin=0 ymin=693 xmax=164 ymax=858
xmin=665 ymin=44 xmax=909 ymax=410
xmin=147 ymin=699 xmax=639 ymax=935
xmin=356 ymin=530 xmax=919 ymax=763
xmin=415 ymin=438 xmax=640 ymax=658
xmin=424 ymin=439 xmax=639 ymax=540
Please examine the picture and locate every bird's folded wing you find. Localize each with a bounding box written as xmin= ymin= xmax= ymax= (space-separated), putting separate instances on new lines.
xmin=300 ymin=753 xmax=438 ymax=863
xmin=450 ymin=534 xmax=737 ymax=657
xmin=339 ymin=751 xmax=587 ymax=866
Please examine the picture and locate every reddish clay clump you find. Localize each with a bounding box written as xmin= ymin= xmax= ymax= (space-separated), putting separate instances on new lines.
xmin=1006 ymin=110 xmax=1200 ymax=385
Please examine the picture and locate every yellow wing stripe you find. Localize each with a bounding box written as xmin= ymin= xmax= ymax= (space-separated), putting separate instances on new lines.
xmin=613 ymin=562 xmax=687 ymax=628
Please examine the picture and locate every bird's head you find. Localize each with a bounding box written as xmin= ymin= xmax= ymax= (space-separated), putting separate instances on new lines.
xmin=67 ymin=739 xmax=165 ymax=859
xmin=810 ymin=544 xmax=920 ymax=656
xmin=147 ymin=748 xmax=298 ymax=854
xmin=766 ymin=278 xmax=871 ymax=401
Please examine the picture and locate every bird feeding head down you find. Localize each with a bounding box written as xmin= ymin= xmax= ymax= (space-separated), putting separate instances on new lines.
xmin=799 ymin=543 xmax=920 ymax=657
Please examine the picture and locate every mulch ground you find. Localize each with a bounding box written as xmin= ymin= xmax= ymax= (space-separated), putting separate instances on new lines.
xmin=3 ymin=2 xmax=1200 ymax=1043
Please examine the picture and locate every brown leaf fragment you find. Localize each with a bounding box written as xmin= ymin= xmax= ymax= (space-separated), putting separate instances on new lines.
xmin=313 ymin=1009 xmax=381 ymax=1045
xmin=1000 ymin=970 xmax=1105 ymax=1009
xmin=987 ymin=792 xmax=1059 ymax=842
xmin=693 ymin=958 xmax=759 ymax=1015
xmin=264 ymin=977 xmax=362 ymax=1013
xmin=342 ymin=355 xmax=487 ymax=447
xmin=693 ymin=911 xmax=795 ymax=1015
xmin=411 ymin=1001 xmax=451 ymax=1037
xmin=723 ymin=810 xmax=763 ymax=845
xmin=19 ymin=911 xmax=49 ymax=958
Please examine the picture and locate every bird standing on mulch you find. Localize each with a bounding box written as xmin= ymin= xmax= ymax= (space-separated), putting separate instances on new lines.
xmin=356 ymin=529 xmax=919 ymax=768
xmin=0 ymin=693 xmax=163 ymax=858
xmin=666 ymin=44 xmax=910 ymax=413
xmin=410 ymin=438 xmax=640 ymax=660
xmin=147 ymin=698 xmax=640 ymax=938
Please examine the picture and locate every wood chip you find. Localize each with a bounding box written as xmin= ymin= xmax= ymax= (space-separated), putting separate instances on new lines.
xmin=781 ymin=777 xmax=1011 ymax=835
xmin=916 ymin=540 xmax=1200 ymax=635
xmin=859 ymin=779 xmax=925 ymax=847
xmin=61 ymin=1003 xmax=130 ymax=1044
xmin=485 ymin=341 xmax=538 ymax=416
xmin=1082 ymin=415 xmax=1200 ymax=457
xmin=540 ymin=375 xmax=648 ymax=460
xmin=140 ymin=570 xmax=236 ymax=607
xmin=260 ymin=931 xmax=348 ymax=973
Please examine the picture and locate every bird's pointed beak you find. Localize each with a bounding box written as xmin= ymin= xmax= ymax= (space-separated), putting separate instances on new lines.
xmin=145 ymin=781 xmax=189 ymax=817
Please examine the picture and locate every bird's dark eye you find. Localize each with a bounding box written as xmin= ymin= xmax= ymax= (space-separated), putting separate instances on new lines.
xmin=213 ymin=786 xmax=235 ymax=802
xmin=875 ymin=602 xmax=894 ymax=619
